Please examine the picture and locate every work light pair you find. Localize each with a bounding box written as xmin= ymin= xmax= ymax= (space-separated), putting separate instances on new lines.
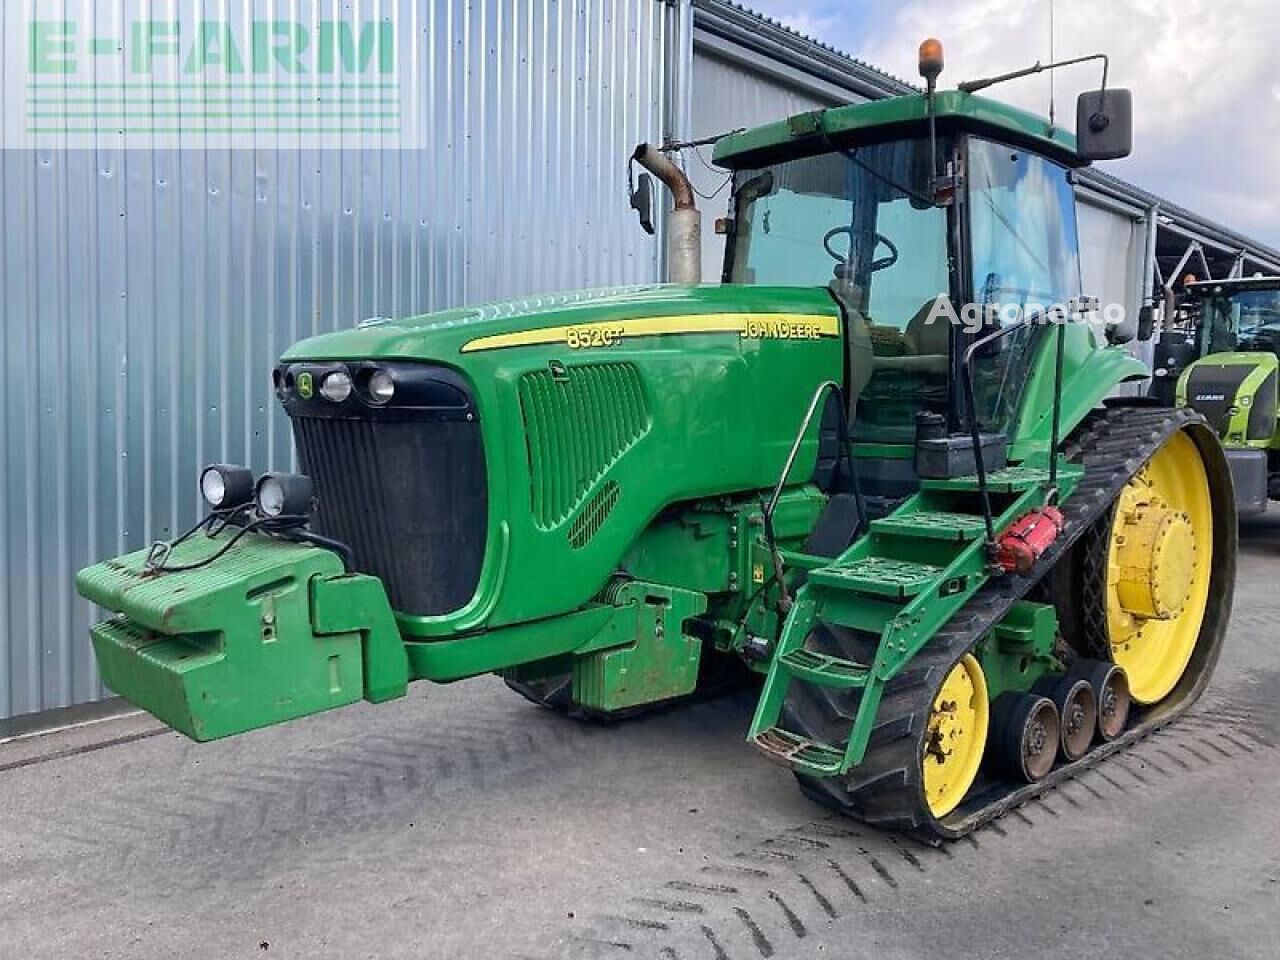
xmin=199 ymin=464 xmax=314 ymax=519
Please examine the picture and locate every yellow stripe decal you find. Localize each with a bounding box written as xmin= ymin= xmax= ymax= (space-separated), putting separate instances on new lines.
xmin=459 ymin=312 xmax=840 ymax=354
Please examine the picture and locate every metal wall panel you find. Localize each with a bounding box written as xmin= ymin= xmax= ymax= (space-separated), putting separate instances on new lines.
xmin=688 ymin=46 xmax=845 ymax=281
xmin=1077 ymin=198 xmax=1151 ymax=394
xmin=0 ymin=0 xmax=668 ymax=723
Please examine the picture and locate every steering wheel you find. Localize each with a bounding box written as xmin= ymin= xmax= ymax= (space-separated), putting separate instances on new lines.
xmin=823 ymin=226 xmax=899 ymax=273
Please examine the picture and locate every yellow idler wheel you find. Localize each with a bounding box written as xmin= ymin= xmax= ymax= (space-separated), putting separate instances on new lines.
xmin=1104 ymin=431 xmax=1213 ymax=704
xmin=922 ymin=654 xmax=989 ymax=817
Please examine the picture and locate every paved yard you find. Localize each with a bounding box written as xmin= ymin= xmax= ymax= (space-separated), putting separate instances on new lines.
xmin=2 ymin=523 xmax=1278 ymax=960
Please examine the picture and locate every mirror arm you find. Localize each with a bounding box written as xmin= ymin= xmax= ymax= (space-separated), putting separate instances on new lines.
xmin=959 ymin=53 xmax=1109 ymax=100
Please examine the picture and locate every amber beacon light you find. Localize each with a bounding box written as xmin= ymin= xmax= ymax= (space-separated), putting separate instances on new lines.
xmin=918 ymin=38 xmax=945 ymax=83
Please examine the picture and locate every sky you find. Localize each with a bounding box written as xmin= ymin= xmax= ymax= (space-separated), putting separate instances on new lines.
xmin=744 ymin=0 xmax=1280 ymax=250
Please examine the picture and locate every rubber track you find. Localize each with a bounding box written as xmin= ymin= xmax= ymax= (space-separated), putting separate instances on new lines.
xmin=791 ymin=404 xmax=1236 ymax=843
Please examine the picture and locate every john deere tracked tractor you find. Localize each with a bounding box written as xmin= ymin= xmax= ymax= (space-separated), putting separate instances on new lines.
xmin=1176 ymin=276 xmax=1280 ymax=516
xmin=77 ymin=42 xmax=1235 ymax=841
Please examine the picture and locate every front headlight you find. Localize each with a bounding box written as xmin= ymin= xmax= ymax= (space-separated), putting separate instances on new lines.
xmin=255 ymin=472 xmax=314 ymax=518
xmin=368 ymin=369 xmax=395 ymax=405
xmin=320 ymin=370 xmax=353 ymax=403
xmin=199 ymin=464 xmax=254 ymax=510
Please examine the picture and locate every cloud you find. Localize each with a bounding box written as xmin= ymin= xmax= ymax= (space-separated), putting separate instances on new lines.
xmin=744 ymin=0 xmax=1280 ymax=249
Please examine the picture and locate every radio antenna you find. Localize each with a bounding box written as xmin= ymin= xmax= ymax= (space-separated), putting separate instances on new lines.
xmin=1048 ymin=0 xmax=1057 ymax=126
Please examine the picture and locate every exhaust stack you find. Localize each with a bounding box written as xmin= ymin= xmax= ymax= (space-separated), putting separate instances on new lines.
xmin=633 ymin=143 xmax=701 ymax=284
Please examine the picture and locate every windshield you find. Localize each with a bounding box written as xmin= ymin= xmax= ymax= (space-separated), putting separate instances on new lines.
xmin=967 ymin=137 xmax=1082 ymax=431
xmin=1200 ymin=288 xmax=1280 ymax=355
xmin=727 ymin=138 xmax=953 ymax=439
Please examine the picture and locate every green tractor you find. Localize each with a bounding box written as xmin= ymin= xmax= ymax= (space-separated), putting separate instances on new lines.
xmin=76 ymin=43 xmax=1235 ymax=841
xmin=1175 ymin=276 xmax=1280 ymax=516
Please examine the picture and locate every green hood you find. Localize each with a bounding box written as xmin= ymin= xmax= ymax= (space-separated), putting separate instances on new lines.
xmin=281 ymin=283 xmax=842 ymax=364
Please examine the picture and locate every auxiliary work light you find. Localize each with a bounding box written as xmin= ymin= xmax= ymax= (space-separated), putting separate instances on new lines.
xmin=199 ymin=464 xmax=255 ymax=510
xmin=254 ymin=472 xmax=315 ymax=519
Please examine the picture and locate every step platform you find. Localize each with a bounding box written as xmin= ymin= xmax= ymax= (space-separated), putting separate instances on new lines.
xmin=809 ymin=556 xmax=942 ymax=600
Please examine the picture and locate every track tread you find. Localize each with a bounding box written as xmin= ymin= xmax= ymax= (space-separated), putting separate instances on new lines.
xmin=782 ymin=405 xmax=1236 ymax=842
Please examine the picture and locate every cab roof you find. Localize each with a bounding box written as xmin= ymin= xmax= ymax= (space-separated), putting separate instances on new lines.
xmin=712 ymin=90 xmax=1082 ymax=170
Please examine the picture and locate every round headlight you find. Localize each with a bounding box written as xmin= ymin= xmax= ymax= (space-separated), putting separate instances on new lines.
xmin=368 ymin=369 xmax=395 ymax=405
xmin=320 ymin=370 xmax=353 ymax=403
xmin=254 ymin=472 xmax=315 ymax=519
xmin=199 ymin=464 xmax=254 ymax=510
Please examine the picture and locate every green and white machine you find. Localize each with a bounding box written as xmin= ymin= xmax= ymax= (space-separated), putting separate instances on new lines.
xmin=1177 ymin=276 xmax=1280 ymax=515
xmin=76 ymin=42 xmax=1236 ymax=841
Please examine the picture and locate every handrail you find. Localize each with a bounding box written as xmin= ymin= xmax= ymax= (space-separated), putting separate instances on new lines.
xmin=960 ymin=306 xmax=1069 ymax=554
xmin=764 ymin=379 xmax=860 ymax=613
xmin=767 ymin=379 xmax=841 ymax=518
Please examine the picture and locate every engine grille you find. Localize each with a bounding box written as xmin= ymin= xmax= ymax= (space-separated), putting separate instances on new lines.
xmin=518 ymin=362 xmax=649 ymax=529
xmin=292 ymin=416 xmax=487 ymax=616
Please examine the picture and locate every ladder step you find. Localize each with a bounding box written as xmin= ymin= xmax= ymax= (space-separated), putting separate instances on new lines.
xmin=920 ymin=462 xmax=1085 ymax=493
xmin=809 ymin=556 xmax=942 ymax=599
xmin=752 ymin=726 xmax=844 ymax=776
xmin=779 ymin=648 xmax=870 ymax=689
xmin=870 ymin=510 xmax=988 ymax=542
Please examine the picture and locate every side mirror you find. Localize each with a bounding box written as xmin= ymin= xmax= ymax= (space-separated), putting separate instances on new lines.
xmin=1136 ymin=304 xmax=1156 ymax=341
xmin=630 ymin=172 xmax=655 ymax=235
xmin=1076 ymin=88 xmax=1132 ymax=161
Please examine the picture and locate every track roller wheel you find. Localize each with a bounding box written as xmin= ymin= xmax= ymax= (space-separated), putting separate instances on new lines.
xmin=1032 ymin=674 xmax=1097 ymax=761
xmin=990 ymin=693 xmax=1059 ymax=782
xmin=1068 ymin=659 xmax=1130 ymax=741
xmin=922 ymin=654 xmax=990 ymax=817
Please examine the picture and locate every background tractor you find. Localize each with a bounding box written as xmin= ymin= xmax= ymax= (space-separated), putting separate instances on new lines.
xmin=1172 ymin=276 xmax=1280 ymax=516
xmin=76 ymin=41 xmax=1235 ymax=842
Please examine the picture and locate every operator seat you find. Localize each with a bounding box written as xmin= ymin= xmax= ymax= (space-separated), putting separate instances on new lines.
xmin=873 ymin=295 xmax=953 ymax=374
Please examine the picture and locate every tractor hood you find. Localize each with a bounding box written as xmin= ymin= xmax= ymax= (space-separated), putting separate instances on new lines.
xmin=281 ymin=283 xmax=842 ymax=365
xmin=274 ymin=281 xmax=845 ymax=638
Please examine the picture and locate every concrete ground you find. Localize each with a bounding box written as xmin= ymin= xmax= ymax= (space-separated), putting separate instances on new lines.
xmin=3 ymin=524 xmax=1278 ymax=960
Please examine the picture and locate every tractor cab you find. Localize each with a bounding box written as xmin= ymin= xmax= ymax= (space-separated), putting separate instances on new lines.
xmin=1189 ymin=277 xmax=1280 ymax=357
xmin=711 ymin=53 xmax=1136 ymax=473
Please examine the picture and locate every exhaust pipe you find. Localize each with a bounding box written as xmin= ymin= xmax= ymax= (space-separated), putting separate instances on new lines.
xmin=633 ymin=143 xmax=701 ymax=284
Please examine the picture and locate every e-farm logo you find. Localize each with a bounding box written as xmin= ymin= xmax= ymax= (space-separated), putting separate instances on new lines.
xmin=6 ymin=2 xmax=417 ymax=148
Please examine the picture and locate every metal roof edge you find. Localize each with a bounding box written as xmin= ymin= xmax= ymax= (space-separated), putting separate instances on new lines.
xmin=1079 ymin=168 xmax=1280 ymax=270
xmin=692 ymin=0 xmax=916 ymax=100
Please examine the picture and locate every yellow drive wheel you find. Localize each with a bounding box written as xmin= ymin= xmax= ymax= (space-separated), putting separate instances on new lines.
xmin=922 ymin=654 xmax=989 ymax=817
xmin=1102 ymin=431 xmax=1214 ymax=704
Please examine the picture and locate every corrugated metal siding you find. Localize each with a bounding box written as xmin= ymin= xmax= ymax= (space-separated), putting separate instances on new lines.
xmin=688 ymin=47 xmax=844 ymax=281
xmin=0 ymin=0 xmax=668 ymax=722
